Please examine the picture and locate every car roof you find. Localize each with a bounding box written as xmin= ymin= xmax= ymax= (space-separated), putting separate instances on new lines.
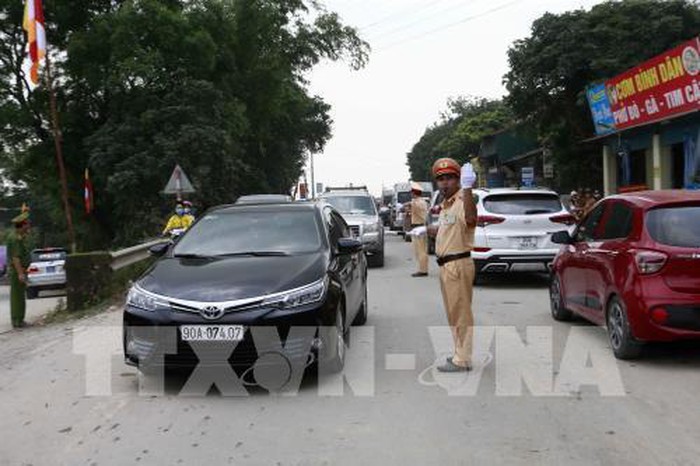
xmin=606 ymin=190 xmax=700 ymax=208
xmin=235 ymin=194 xmax=293 ymax=204
xmin=319 ymin=191 xmax=372 ymax=197
xmin=211 ymin=202 xmax=320 ymax=214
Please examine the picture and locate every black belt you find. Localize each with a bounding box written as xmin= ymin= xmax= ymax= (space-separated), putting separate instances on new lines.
xmin=436 ymin=251 xmax=471 ymax=266
xmin=410 ymin=223 xmax=424 ymax=227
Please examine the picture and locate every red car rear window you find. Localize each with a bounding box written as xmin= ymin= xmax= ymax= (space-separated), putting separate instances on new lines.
xmin=646 ymin=206 xmax=700 ymax=248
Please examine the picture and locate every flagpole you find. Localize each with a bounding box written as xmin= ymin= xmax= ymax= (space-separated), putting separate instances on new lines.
xmin=44 ymin=50 xmax=77 ymax=253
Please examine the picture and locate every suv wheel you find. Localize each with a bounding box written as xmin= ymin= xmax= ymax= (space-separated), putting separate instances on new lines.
xmin=353 ymin=284 xmax=368 ymax=326
xmin=26 ymin=287 xmax=39 ymax=300
xmin=368 ymin=249 xmax=384 ymax=267
xmin=326 ymin=305 xmax=347 ymax=373
xmin=606 ymin=296 xmax=642 ymax=360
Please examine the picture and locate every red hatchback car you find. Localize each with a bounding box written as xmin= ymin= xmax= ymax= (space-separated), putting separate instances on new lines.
xmin=549 ymin=190 xmax=700 ymax=359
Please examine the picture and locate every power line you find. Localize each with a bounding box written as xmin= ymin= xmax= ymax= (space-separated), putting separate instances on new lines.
xmin=374 ymin=0 xmax=522 ymax=52
xmin=359 ymin=0 xmax=452 ymax=31
xmin=365 ymin=0 xmax=481 ymax=41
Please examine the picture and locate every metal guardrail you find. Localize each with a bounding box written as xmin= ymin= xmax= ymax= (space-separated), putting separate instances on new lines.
xmin=110 ymin=238 xmax=168 ymax=271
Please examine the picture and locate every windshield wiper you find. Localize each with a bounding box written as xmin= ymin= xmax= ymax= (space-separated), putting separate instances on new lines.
xmin=215 ymin=251 xmax=290 ymax=257
xmin=524 ymin=209 xmax=554 ymax=215
xmin=173 ymin=253 xmax=215 ymax=259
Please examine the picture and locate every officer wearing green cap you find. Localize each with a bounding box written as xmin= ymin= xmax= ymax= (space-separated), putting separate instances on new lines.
xmin=7 ymin=208 xmax=31 ymax=328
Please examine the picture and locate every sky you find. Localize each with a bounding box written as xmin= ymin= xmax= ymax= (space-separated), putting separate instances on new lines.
xmin=306 ymin=0 xmax=604 ymax=197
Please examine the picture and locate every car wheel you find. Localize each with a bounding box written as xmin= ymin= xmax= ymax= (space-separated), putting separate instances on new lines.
xmin=26 ymin=287 xmax=38 ymax=300
xmin=606 ymin=296 xmax=642 ymax=360
xmin=327 ymin=305 xmax=347 ymax=373
xmin=367 ymin=249 xmax=384 ymax=268
xmin=353 ymin=284 xmax=368 ymax=326
xmin=404 ymin=233 xmax=411 ymax=242
xmin=549 ymin=276 xmax=573 ymax=321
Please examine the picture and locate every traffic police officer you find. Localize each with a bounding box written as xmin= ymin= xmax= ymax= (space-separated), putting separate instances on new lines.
xmin=7 ymin=208 xmax=32 ymax=328
xmin=408 ymin=182 xmax=429 ymax=277
xmin=428 ymin=158 xmax=478 ymax=372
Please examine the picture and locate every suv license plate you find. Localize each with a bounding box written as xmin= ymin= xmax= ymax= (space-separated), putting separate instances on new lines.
xmin=518 ymin=237 xmax=538 ymax=249
xmin=180 ymin=325 xmax=245 ymax=342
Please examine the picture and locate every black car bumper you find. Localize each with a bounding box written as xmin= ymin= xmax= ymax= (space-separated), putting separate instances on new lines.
xmin=123 ymin=297 xmax=340 ymax=371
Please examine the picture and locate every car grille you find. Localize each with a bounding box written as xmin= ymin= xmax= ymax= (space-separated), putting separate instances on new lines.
xmin=349 ymin=225 xmax=361 ymax=238
xmin=166 ymin=333 xmax=315 ymax=368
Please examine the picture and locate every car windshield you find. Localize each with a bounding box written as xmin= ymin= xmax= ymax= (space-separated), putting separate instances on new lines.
xmin=31 ymin=250 xmax=67 ymax=262
xmin=646 ymin=205 xmax=700 ymax=248
xmin=323 ymin=196 xmax=377 ymax=215
xmin=173 ymin=210 xmax=322 ymax=256
xmin=397 ymin=192 xmax=412 ymax=204
xmin=483 ymin=193 xmax=562 ymax=215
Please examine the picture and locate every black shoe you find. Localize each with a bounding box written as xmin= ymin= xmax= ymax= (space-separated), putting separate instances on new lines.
xmin=437 ymin=360 xmax=472 ymax=373
xmin=411 ymin=272 xmax=428 ymax=277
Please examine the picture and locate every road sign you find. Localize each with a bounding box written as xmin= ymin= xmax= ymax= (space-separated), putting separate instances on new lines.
xmin=521 ymin=167 xmax=535 ymax=187
xmin=163 ymin=164 xmax=195 ymax=197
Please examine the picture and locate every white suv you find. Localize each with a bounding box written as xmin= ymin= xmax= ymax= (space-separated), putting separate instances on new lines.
xmin=471 ymin=188 xmax=574 ymax=276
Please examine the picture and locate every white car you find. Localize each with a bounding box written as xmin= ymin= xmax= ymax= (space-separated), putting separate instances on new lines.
xmin=471 ymin=188 xmax=575 ymax=276
xmin=26 ymin=248 xmax=67 ymax=299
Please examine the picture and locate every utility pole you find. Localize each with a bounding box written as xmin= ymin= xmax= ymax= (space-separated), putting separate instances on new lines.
xmin=310 ymin=152 xmax=316 ymax=199
xmin=45 ymin=51 xmax=77 ymax=253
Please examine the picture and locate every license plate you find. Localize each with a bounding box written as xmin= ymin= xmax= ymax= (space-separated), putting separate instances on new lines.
xmin=518 ymin=237 xmax=538 ymax=249
xmin=180 ymin=325 xmax=245 ymax=342
xmin=47 ymin=266 xmax=56 ymax=273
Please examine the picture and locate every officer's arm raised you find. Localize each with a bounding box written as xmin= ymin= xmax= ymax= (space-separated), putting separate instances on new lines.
xmin=462 ymin=188 xmax=477 ymax=229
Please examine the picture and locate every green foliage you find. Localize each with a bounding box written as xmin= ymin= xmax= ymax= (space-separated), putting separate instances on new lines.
xmin=0 ymin=0 xmax=368 ymax=248
xmin=504 ymin=0 xmax=700 ymax=189
xmin=407 ymin=97 xmax=513 ymax=180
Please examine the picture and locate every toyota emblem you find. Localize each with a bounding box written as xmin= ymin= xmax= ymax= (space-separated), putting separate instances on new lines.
xmin=200 ymin=305 xmax=224 ymax=320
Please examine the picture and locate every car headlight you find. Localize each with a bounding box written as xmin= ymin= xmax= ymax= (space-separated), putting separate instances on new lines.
xmin=127 ymin=285 xmax=166 ymax=312
xmin=363 ymin=222 xmax=379 ymax=233
xmin=262 ymin=278 xmax=327 ymax=310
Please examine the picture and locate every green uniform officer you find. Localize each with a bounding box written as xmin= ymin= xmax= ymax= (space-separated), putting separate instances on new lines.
xmin=7 ymin=210 xmax=31 ymax=328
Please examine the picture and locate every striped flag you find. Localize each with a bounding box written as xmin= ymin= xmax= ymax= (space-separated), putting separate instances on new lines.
xmin=23 ymin=0 xmax=46 ymax=85
xmin=84 ymin=168 xmax=94 ymax=214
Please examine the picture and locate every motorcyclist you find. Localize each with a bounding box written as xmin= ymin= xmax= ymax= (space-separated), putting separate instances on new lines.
xmin=182 ymin=200 xmax=196 ymax=224
xmin=162 ymin=202 xmax=193 ymax=237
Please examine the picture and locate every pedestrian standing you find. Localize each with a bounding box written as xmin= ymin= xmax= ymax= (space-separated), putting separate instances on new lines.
xmin=427 ymin=158 xmax=478 ymax=372
xmin=408 ymin=182 xmax=429 ymax=277
xmin=7 ymin=209 xmax=32 ymax=328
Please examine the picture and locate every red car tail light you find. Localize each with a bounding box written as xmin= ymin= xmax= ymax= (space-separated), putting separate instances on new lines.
xmin=27 ymin=266 xmax=39 ymax=275
xmin=634 ymin=250 xmax=668 ymax=274
xmin=650 ymin=307 xmax=669 ymax=324
xmin=550 ymin=214 xmax=576 ymax=226
xmin=477 ymin=215 xmax=505 ymax=227
xmin=473 ymin=247 xmax=492 ymax=253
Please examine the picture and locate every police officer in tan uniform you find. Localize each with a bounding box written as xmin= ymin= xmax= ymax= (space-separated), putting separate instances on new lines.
xmin=408 ymin=182 xmax=429 ymax=277
xmin=427 ymin=158 xmax=477 ymax=372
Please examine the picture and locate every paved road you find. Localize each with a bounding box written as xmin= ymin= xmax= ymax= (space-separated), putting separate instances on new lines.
xmin=0 ymin=285 xmax=65 ymax=334
xmin=1 ymin=233 xmax=700 ymax=465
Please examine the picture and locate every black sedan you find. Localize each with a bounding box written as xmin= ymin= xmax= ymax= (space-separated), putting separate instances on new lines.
xmin=123 ymin=201 xmax=368 ymax=383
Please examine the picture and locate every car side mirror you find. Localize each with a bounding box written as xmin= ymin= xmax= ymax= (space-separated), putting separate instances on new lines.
xmin=337 ymin=237 xmax=363 ymax=255
xmin=149 ymin=242 xmax=170 ymax=257
xmin=551 ymin=230 xmax=574 ymax=245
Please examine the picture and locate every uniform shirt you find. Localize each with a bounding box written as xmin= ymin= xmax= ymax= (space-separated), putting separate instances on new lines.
xmin=410 ymin=197 xmax=428 ymax=225
xmin=436 ymin=190 xmax=475 ymax=257
xmin=163 ymin=214 xmax=193 ymax=234
xmin=6 ymin=231 xmax=30 ymax=280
